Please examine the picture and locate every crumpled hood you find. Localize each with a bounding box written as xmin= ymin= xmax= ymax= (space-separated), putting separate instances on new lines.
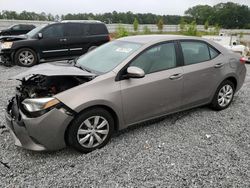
xmin=12 ymin=62 xmax=95 ymax=79
xmin=0 ymin=34 xmax=28 ymax=41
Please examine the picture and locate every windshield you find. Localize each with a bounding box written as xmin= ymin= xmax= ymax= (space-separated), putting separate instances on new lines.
xmin=26 ymin=25 xmax=46 ymax=37
xmin=76 ymin=41 xmax=142 ymax=74
xmin=8 ymin=24 xmax=16 ymax=29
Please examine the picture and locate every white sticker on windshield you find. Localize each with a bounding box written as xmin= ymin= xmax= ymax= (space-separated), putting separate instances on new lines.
xmin=116 ymin=48 xmax=133 ymax=53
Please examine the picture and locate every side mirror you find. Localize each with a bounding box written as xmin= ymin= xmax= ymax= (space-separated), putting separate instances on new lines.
xmin=37 ymin=33 xmax=43 ymax=39
xmin=126 ymin=66 xmax=145 ymax=79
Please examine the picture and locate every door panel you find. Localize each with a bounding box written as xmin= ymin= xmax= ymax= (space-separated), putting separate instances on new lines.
xmin=120 ymin=42 xmax=183 ymax=125
xmin=64 ymin=23 xmax=90 ymax=57
xmin=180 ymin=41 xmax=225 ymax=108
xmin=38 ymin=24 xmax=68 ymax=59
xmin=121 ymin=67 xmax=183 ymax=125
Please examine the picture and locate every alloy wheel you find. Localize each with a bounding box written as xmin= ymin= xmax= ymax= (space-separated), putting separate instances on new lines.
xmin=77 ymin=116 xmax=109 ymax=148
xmin=217 ymin=84 xmax=234 ymax=107
xmin=18 ymin=50 xmax=35 ymax=66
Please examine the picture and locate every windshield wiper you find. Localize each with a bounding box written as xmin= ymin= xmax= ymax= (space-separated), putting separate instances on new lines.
xmin=68 ymin=58 xmax=78 ymax=66
xmin=74 ymin=63 xmax=92 ymax=73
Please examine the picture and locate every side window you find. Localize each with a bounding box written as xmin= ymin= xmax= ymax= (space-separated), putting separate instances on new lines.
xmin=130 ymin=43 xmax=177 ymax=74
xmin=181 ymin=41 xmax=210 ymax=65
xmin=42 ymin=24 xmax=64 ymax=38
xmin=20 ymin=25 xmax=27 ymax=30
xmin=12 ymin=25 xmax=20 ymax=30
xmin=209 ymin=46 xmax=220 ymax=59
xmin=64 ymin=23 xmax=88 ymax=37
xmin=89 ymin=24 xmax=108 ymax=35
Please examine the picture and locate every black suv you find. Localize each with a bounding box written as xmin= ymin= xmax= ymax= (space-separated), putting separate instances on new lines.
xmin=0 ymin=21 xmax=110 ymax=67
xmin=0 ymin=24 xmax=36 ymax=36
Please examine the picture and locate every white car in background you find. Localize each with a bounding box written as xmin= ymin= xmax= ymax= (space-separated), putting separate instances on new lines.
xmin=202 ymin=34 xmax=250 ymax=61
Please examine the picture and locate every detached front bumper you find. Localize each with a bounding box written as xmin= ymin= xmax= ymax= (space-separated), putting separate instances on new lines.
xmin=5 ymin=97 xmax=74 ymax=151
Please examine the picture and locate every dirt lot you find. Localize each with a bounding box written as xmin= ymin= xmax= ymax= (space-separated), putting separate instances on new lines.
xmin=0 ymin=63 xmax=249 ymax=187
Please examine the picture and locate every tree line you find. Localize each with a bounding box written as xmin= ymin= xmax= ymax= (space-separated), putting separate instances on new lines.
xmin=0 ymin=2 xmax=249 ymax=29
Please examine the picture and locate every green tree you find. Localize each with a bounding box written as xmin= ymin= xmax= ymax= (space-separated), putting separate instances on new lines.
xmin=143 ymin=26 xmax=151 ymax=34
xmin=214 ymin=24 xmax=221 ymax=35
xmin=180 ymin=18 xmax=186 ymax=32
xmin=133 ymin=18 xmax=139 ymax=32
xmin=116 ymin=25 xmax=129 ymax=38
xmin=157 ymin=18 xmax=164 ymax=32
xmin=185 ymin=5 xmax=214 ymax=24
xmin=184 ymin=21 xmax=197 ymax=36
xmin=204 ymin=20 xmax=209 ymax=30
xmin=212 ymin=2 xmax=250 ymax=29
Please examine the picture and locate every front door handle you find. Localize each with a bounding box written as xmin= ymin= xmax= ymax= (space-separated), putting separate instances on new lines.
xmin=169 ymin=73 xmax=183 ymax=80
xmin=60 ymin=38 xmax=67 ymax=42
xmin=214 ymin=63 xmax=224 ymax=68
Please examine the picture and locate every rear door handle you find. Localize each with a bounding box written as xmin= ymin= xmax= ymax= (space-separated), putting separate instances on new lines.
xmin=169 ymin=73 xmax=183 ymax=80
xmin=59 ymin=38 xmax=67 ymax=42
xmin=214 ymin=63 xmax=224 ymax=68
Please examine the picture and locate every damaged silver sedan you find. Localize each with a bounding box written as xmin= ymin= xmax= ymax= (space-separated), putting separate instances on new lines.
xmin=5 ymin=35 xmax=247 ymax=153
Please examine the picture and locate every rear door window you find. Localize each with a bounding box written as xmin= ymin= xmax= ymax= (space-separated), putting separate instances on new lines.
xmin=180 ymin=41 xmax=211 ymax=65
xmin=64 ymin=23 xmax=88 ymax=37
xmin=89 ymin=24 xmax=108 ymax=35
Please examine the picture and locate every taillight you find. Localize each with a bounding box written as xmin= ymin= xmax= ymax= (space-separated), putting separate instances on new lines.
xmin=240 ymin=57 xmax=247 ymax=64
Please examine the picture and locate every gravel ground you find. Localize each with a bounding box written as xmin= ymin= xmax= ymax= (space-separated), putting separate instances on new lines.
xmin=0 ymin=63 xmax=250 ymax=187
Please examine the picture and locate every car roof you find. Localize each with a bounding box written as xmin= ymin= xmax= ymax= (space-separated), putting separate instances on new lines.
xmin=118 ymin=35 xmax=204 ymax=44
xmin=117 ymin=34 xmax=231 ymax=54
xmin=61 ymin=20 xmax=103 ymax=24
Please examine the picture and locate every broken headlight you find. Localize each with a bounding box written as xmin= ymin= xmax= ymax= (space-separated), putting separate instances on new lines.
xmin=1 ymin=42 xmax=13 ymax=49
xmin=22 ymin=97 xmax=60 ymax=113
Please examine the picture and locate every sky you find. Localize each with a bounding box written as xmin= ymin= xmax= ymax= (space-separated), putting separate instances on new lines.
xmin=0 ymin=0 xmax=250 ymax=16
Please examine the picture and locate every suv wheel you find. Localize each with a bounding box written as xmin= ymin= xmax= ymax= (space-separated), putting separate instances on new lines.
xmin=15 ymin=48 xmax=37 ymax=67
xmin=67 ymin=108 xmax=114 ymax=153
xmin=210 ymin=80 xmax=235 ymax=111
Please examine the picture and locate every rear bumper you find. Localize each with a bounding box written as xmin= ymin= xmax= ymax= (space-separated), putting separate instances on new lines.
xmin=5 ymin=97 xmax=74 ymax=151
xmin=236 ymin=65 xmax=247 ymax=92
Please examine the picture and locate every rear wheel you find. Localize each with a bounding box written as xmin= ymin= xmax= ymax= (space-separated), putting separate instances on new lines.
xmin=15 ymin=48 xmax=38 ymax=67
xmin=67 ymin=108 xmax=114 ymax=153
xmin=210 ymin=80 xmax=235 ymax=111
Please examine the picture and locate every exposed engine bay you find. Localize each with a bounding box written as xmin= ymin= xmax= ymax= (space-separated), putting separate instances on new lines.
xmin=16 ymin=75 xmax=93 ymax=101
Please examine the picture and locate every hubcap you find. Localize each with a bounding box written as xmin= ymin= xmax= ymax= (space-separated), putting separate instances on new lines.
xmin=18 ymin=51 xmax=34 ymax=65
xmin=218 ymin=84 xmax=233 ymax=107
xmin=77 ymin=116 xmax=109 ymax=148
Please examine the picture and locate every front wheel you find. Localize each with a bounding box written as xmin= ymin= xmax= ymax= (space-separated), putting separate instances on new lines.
xmin=210 ymin=80 xmax=235 ymax=111
xmin=14 ymin=48 xmax=38 ymax=67
xmin=67 ymin=108 xmax=114 ymax=153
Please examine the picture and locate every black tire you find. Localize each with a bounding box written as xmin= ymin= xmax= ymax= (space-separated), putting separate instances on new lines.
xmin=14 ymin=48 xmax=38 ymax=67
xmin=210 ymin=80 xmax=235 ymax=111
xmin=66 ymin=108 xmax=114 ymax=153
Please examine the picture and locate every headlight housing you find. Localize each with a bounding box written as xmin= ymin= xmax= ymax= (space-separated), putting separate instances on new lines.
xmin=22 ymin=97 xmax=60 ymax=114
xmin=1 ymin=42 xmax=13 ymax=49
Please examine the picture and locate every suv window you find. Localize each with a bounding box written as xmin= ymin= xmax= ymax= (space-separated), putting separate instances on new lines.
xmin=20 ymin=25 xmax=28 ymax=30
xmin=89 ymin=24 xmax=108 ymax=35
xmin=130 ymin=42 xmax=177 ymax=74
xmin=64 ymin=23 xmax=88 ymax=37
xmin=42 ymin=24 xmax=64 ymax=38
xmin=12 ymin=25 xmax=20 ymax=30
xmin=181 ymin=41 xmax=210 ymax=65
